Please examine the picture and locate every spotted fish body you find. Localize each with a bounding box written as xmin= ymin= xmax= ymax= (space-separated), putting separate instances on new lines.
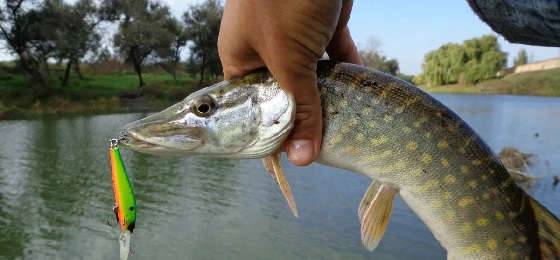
xmin=315 ymin=62 xmax=559 ymax=259
xmin=119 ymin=61 xmax=559 ymax=259
xmin=109 ymin=144 xmax=136 ymax=233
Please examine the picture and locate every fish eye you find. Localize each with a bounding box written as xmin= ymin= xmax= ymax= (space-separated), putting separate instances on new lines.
xmin=198 ymin=103 xmax=210 ymax=113
xmin=192 ymin=96 xmax=216 ymax=117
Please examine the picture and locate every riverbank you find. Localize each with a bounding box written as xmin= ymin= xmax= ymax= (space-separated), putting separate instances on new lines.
xmin=1 ymin=68 xmax=559 ymax=120
xmin=0 ymin=72 xmax=204 ymax=119
xmin=420 ymin=68 xmax=560 ymax=96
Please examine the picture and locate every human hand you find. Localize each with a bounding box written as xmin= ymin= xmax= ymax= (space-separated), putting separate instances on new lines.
xmin=218 ymin=0 xmax=361 ymax=166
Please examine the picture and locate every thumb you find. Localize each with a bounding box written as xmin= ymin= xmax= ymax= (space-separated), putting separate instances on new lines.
xmin=269 ymin=63 xmax=322 ymax=166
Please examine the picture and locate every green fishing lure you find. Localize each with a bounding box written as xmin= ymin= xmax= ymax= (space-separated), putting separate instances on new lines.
xmin=109 ymin=139 xmax=136 ymax=233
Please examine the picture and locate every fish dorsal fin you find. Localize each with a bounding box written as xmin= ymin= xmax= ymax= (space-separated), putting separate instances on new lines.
xmin=360 ymin=183 xmax=396 ymax=251
xmin=358 ymin=181 xmax=381 ymax=222
xmin=262 ymin=153 xmax=299 ymax=217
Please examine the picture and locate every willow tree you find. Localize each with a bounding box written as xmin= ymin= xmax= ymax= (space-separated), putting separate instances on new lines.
xmin=418 ymin=35 xmax=506 ymax=86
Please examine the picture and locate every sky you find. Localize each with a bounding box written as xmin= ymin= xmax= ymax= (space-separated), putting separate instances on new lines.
xmin=1 ymin=0 xmax=558 ymax=75
xmin=347 ymin=1 xmax=559 ymax=74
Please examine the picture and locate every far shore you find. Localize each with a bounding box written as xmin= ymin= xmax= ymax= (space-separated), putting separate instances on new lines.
xmin=1 ymin=68 xmax=559 ymax=120
xmin=0 ymin=71 xmax=205 ymax=120
xmin=420 ymin=68 xmax=560 ymax=97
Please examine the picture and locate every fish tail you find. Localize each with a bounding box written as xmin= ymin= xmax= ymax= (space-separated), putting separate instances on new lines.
xmin=529 ymin=197 xmax=560 ymax=259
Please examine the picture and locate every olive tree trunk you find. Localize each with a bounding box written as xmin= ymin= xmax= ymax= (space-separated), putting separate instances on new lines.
xmin=61 ymin=60 xmax=73 ymax=86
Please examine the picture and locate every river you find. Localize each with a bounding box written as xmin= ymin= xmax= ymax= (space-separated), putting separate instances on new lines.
xmin=0 ymin=94 xmax=559 ymax=259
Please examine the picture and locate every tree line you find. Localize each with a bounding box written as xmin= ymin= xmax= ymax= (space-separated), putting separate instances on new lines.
xmin=1 ymin=0 xmax=535 ymax=96
xmin=0 ymin=0 xmax=223 ymax=95
xmin=413 ymin=35 xmax=508 ymax=87
xmin=356 ymin=35 xmax=531 ymax=87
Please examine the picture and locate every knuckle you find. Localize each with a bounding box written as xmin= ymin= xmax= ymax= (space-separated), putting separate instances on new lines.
xmin=294 ymin=104 xmax=320 ymax=124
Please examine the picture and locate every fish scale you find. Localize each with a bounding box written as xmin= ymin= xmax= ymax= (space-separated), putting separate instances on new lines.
xmin=119 ymin=61 xmax=560 ymax=259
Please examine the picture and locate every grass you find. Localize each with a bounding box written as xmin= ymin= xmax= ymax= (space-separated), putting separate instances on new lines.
xmin=420 ymin=68 xmax=560 ymax=97
xmin=0 ymin=70 xmax=202 ymax=119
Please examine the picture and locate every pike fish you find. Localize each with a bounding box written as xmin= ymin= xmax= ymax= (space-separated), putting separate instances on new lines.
xmin=118 ymin=61 xmax=560 ymax=259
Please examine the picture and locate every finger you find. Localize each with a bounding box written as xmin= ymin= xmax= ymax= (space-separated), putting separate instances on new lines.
xmin=336 ymin=0 xmax=354 ymax=32
xmin=221 ymin=55 xmax=266 ymax=80
xmin=278 ymin=67 xmax=322 ymax=166
xmin=217 ymin=0 xmax=266 ymax=80
xmin=326 ymin=26 xmax=362 ymax=65
xmin=219 ymin=31 xmax=265 ymax=80
xmin=262 ymin=54 xmax=322 ymax=166
xmin=328 ymin=0 xmax=360 ymax=64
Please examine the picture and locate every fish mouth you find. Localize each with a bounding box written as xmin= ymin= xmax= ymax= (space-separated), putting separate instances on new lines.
xmin=116 ymin=131 xmax=161 ymax=152
xmin=116 ymin=122 xmax=204 ymax=156
xmin=115 ymin=104 xmax=206 ymax=155
xmin=118 ymin=132 xmax=158 ymax=149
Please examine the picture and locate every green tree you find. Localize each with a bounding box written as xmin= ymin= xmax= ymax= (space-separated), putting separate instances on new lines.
xmin=417 ymin=35 xmax=506 ymax=86
xmin=360 ymin=50 xmax=399 ymax=75
xmin=153 ymin=17 xmax=188 ymax=81
xmin=359 ymin=38 xmax=400 ymax=75
xmin=420 ymin=43 xmax=467 ymax=86
xmin=0 ymin=0 xmax=103 ymax=91
xmin=183 ymin=0 xmax=223 ymax=84
xmin=112 ymin=0 xmax=174 ymax=87
xmin=513 ymin=49 xmax=528 ymax=67
xmin=52 ymin=0 xmax=101 ymax=86
xmin=0 ymin=0 xmax=58 ymax=92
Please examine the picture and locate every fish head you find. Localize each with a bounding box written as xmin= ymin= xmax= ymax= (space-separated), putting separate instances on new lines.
xmin=119 ymin=70 xmax=295 ymax=158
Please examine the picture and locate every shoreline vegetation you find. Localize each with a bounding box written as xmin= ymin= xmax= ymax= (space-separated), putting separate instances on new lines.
xmin=1 ymin=67 xmax=558 ymax=120
xmin=0 ymin=0 xmax=224 ymax=120
xmin=0 ymin=64 xmax=208 ymax=120
xmin=420 ymin=68 xmax=560 ymax=97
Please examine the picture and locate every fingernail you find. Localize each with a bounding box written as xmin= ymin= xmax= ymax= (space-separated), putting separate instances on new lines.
xmin=287 ymin=140 xmax=314 ymax=166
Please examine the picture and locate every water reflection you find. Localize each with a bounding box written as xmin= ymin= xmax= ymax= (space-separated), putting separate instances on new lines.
xmin=0 ymin=94 xmax=558 ymax=259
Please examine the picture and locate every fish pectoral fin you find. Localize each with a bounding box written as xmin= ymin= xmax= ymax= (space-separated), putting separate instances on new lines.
xmin=358 ymin=181 xmax=381 ymax=222
xmin=262 ymin=153 xmax=299 ymax=218
xmin=262 ymin=156 xmax=276 ymax=181
xmin=360 ymin=184 xmax=396 ymax=251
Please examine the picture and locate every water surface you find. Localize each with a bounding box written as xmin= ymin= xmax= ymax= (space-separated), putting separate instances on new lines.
xmin=0 ymin=94 xmax=559 ymax=259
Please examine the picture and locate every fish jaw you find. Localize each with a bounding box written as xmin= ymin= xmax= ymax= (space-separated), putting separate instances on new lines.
xmin=117 ymin=131 xmax=195 ymax=156
xmin=119 ymin=73 xmax=296 ymax=159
